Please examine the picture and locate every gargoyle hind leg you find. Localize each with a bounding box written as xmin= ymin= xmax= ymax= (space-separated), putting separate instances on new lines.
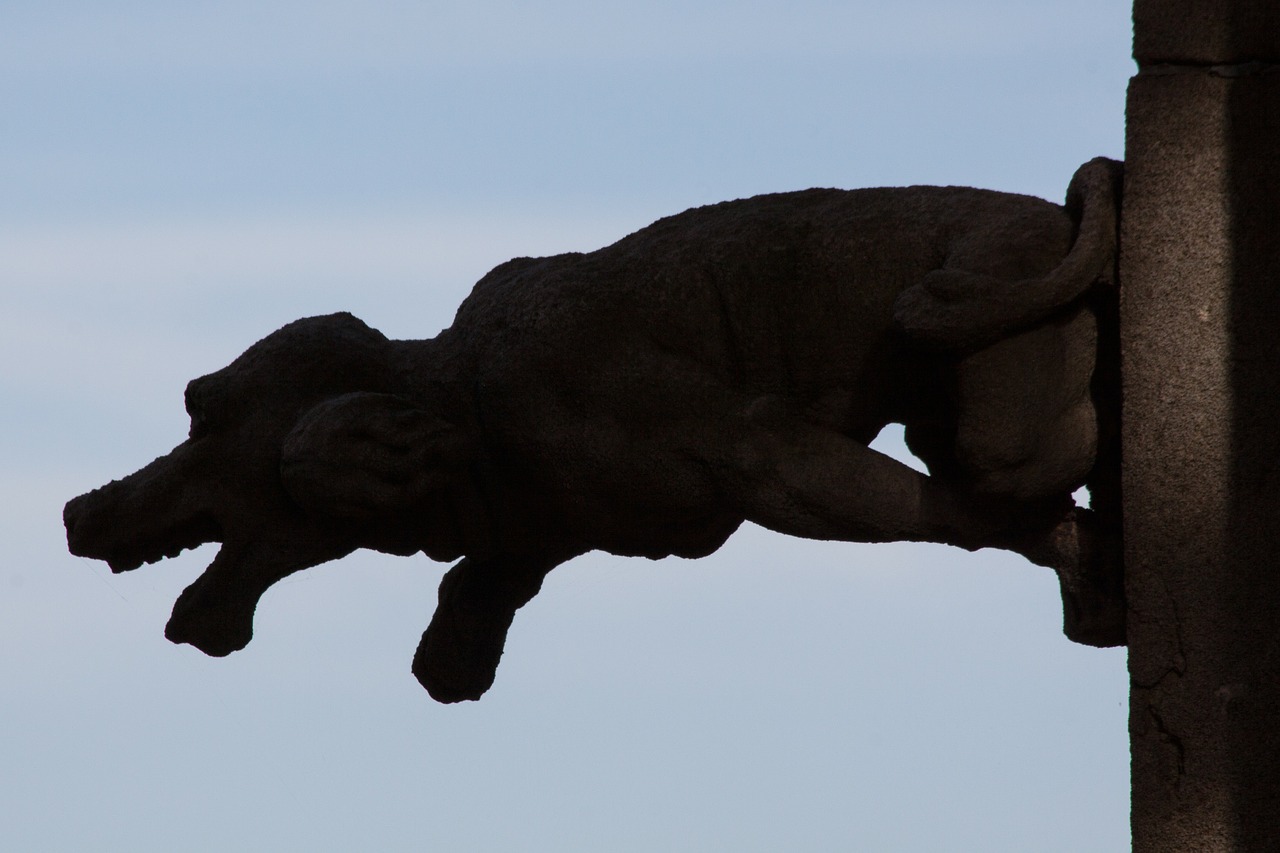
xmin=413 ymin=553 xmax=568 ymax=703
xmin=721 ymin=396 xmax=1125 ymax=646
xmin=721 ymin=396 xmax=1055 ymax=560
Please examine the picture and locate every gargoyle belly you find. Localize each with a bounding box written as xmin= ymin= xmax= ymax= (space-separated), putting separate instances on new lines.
xmin=590 ymin=509 xmax=744 ymax=561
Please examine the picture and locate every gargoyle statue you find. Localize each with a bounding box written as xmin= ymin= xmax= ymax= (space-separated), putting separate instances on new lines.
xmin=65 ymin=157 xmax=1124 ymax=703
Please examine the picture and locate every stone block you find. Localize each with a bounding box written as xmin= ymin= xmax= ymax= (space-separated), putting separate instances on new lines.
xmin=1124 ymin=64 xmax=1280 ymax=851
xmin=1134 ymin=0 xmax=1280 ymax=65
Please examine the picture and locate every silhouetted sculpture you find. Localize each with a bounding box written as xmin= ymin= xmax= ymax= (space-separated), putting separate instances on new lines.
xmin=64 ymin=157 xmax=1124 ymax=703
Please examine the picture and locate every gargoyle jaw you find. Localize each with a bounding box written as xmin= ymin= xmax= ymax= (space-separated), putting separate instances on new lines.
xmin=162 ymin=538 xmax=358 ymax=658
xmin=64 ymin=463 xmax=241 ymax=655
xmin=64 ymin=443 xmax=359 ymax=658
xmin=64 ymin=471 xmax=223 ymax=574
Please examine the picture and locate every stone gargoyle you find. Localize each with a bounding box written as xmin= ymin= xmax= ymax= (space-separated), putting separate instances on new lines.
xmin=65 ymin=157 xmax=1125 ymax=703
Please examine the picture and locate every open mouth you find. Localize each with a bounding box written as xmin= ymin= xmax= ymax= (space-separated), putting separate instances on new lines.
xmin=104 ymin=513 xmax=224 ymax=573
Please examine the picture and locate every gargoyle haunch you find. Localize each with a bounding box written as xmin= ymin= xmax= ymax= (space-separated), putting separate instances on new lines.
xmin=65 ymin=158 xmax=1124 ymax=703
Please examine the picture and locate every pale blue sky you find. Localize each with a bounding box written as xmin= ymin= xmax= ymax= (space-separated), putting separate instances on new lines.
xmin=3 ymin=3 xmax=1133 ymax=850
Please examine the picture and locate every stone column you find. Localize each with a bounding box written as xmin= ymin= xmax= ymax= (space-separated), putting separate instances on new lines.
xmin=1123 ymin=1 xmax=1280 ymax=849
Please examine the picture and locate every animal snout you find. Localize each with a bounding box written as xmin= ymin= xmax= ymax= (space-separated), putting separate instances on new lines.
xmin=63 ymin=484 xmax=119 ymax=557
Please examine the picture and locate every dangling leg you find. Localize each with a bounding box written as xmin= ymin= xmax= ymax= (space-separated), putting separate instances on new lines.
xmin=414 ymin=552 xmax=572 ymax=703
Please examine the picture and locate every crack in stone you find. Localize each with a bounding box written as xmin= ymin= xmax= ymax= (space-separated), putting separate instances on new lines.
xmin=1148 ymin=705 xmax=1188 ymax=784
xmin=1130 ymin=572 xmax=1188 ymax=690
xmin=1138 ymin=60 xmax=1280 ymax=78
xmin=1132 ymin=666 xmax=1182 ymax=690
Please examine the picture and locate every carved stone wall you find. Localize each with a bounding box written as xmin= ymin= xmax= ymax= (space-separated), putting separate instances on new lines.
xmin=1123 ymin=1 xmax=1280 ymax=848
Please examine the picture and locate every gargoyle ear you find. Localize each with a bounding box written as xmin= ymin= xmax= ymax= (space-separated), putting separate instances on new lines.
xmin=281 ymin=392 xmax=475 ymax=519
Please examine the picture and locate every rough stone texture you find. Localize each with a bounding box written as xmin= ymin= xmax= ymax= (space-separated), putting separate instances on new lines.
xmin=1123 ymin=57 xmax=1280 ymax=852
xmin=1133 ymin=0 xmax=1280 ymax=65
xmin=65 ymin=159 xmax=1124 ymax=704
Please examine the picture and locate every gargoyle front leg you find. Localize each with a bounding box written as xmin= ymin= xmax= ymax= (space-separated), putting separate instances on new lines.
xmin=413 ymin=553 xmax=567 ymax=703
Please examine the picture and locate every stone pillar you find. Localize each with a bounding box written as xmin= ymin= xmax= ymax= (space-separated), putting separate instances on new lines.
xmin=1123 ymin=1 xmax=1280 ymax=849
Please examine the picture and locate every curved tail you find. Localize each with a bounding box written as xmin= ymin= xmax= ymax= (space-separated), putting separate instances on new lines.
xmin=894 ymin=157 xmax=1124 ymax=351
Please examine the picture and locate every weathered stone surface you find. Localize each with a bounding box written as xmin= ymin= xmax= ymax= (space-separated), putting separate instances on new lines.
xmin=1123 ymin=70 xmax=1236 ymax=849
xmin=1133 ymin=0 xmax=1280 ymax=65
xmin=65 ymin=159 xmax=1123 ymax=703
xmin=1124 ymin=64 xmax=1280 ymax=849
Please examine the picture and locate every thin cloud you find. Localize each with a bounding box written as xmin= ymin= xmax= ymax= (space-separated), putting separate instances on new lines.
xmin=0 ymin=210 xmax=635 ymax=295
xmin=4 ymin=1 xmax=1115 ymax=77
xmin=0 ymin=209 xmax=639 ymax=417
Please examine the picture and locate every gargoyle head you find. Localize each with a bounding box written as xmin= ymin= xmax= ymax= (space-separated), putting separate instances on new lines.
xmin=64 ymin=313 xmax=475 ymax=657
